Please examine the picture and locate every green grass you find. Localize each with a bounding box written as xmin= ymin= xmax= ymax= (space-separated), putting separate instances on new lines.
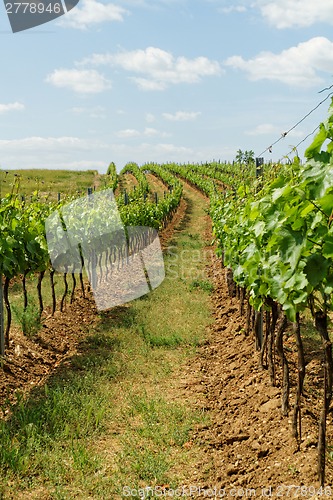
xmin=0 ymin=169 xmax=100 ymax=202
xmin=12 ymin=296 xmax=42 ymax=337
xmin=140 ymin=325 xmax=184 ymax=348
xmin=116 ymin=391 xmax=203 ymax=489
xmin=189 ymin=279 xmax=214 ymax=293
xmin=0 ymin=372 xmax=108 ymax=476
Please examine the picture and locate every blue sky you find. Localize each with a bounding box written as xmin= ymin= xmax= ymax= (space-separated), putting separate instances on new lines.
xmin=0 ymin=0 xmax=333 ymax=173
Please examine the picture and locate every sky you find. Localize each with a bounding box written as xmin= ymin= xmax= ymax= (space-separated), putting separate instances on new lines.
xmin=0 ymin=0 xmax=333 ymax=173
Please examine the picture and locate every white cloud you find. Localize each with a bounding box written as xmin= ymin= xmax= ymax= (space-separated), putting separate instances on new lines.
xmin=71 ymin=107 xmax=86 ymax=113
xmin=0 ymin=136 xmax=109 ymax=170
xmin=0 ymin=102 xmax=25 ymax=114
xmin=163 ymin=111 xmax=201 ymax=121
xmin=0 ymin=136 xmax=88 ymax=151
xmin=109 ymin=138 xmax=237 ymax=165
xmin=225 ymin=37 xmax=333 ymax=87
xmin=46 ymin=69 xmax=111 ymax=94
xmin=245 ymin=123 xmax=304 ymax=137
xmin=58 ymin=160 xmax=106 ymax=170
xmin=131 ymin=78 xmax=167 ymax=91
xmin=145 ymin=113 xmax=155 ymax=123
xmin=245 ymin=123 xmax=280 ymax=136
xmin=122 ymin=142 xmax=193 ymax=156
xmin=80 ymin=46 xmax=222 ymax=90
xmin=110 ymin=141 xmax=193 ymax=157
xmin=116 ymin=129 xmax=141 ymax=138
xmin=152 ymin=143 xmax=192 ymax=154
xmin=288 ymin=129 xmax=305 ymax=139
xmin=116 ymin=127 xmax=169 ymax=138
xmin=70 ymin=105 xmax=106 ymax=118
xmin=143 ymin=127 xmax=169 ymax=137
xmin=58 ymin=0 xmax=128 ymax=29
xmin=256 ymin=0 xmax=333 ymax=28
xmin=219 ymin=5 xmax=246 ymax=14
xmin=143 ymin=127 xmax=159 ymax=137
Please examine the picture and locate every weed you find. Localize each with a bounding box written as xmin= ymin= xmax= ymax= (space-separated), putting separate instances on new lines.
xmin=12 ymin=298 xmax=41 ymax=337
xmin=140 ymin=325 xmax=183 ymax=348
xmin=288 ymin=464 xmax=300 ymax=475
xmin=189 ymin=279 xmax=214 ymax=293
xmin=117 ymin=392 xmax=205 ymax=486
xmin=187 ymin=232 xmax=200 ymax=240
xmin=328 ymin=446 xmax=333 ymax=461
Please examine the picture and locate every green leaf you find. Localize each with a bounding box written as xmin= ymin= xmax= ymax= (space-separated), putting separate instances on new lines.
xmin=323 ymin=235 xmax=333 ymax=258
xmin=304 ymin=254 xmax=330 ymax=287
xmin=284 ymin=272 xmax=308 ymax=291
xmin=305 ymin=123 xmax=328 ymax=159
xmin=319 ymin=193 xmax=333 ymax=214
xmin=277 ymin=227 xmax=305 ymax=270
xmin=253 ymin=221 xmax=265 ymax=238
xmin=300 ymin=202 xmax=315 ymax=218
xmin=282 ymin=301 xmax=297 ymax=323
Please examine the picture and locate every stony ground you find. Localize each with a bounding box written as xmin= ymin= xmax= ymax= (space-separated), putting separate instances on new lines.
xmin=181 ymin=250 xmax=333 ymax=495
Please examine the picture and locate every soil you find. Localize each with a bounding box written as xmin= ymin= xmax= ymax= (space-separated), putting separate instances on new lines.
xmin=0 ymin=292 xmax=99 ymax=413
xmin=182 ymin=250 xmax=333 ymax=492
xmin=145 ymin=173 xmax=168 ymax=201
xmin=202 ymin=174 xmax=229 ymax=192
xmin=1 ymin=180 xmax=333 ymax=495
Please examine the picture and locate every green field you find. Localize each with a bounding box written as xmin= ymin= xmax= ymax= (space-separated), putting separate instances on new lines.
xmin=0 ymin=169 xmax=102 ymax=201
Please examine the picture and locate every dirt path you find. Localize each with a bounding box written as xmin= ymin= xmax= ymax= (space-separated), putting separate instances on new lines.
xmin=145 ymin=173 xmax=168 ymax=201
xmin=119 ymin=173 xmax=138 ymax=192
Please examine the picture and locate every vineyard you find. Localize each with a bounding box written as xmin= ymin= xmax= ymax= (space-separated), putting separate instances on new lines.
xmin=1 ymin=100 xmax=333 ymax=497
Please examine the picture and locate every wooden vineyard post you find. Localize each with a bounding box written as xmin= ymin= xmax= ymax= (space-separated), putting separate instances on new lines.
xmin=87 ymin=187 xmax=97 ymax=290
xmin=255 ymin=308 xmax=263 ymax=351
xmin=255 ymin=157 xmax=264 ymax=192
xmin=255 ymin=264 xmax=263 ymax=351
xmin=315 ymin=311 xmax=333 ymax=486
xmin=0 ymin=274 xmax=4 ymax=356
xmin=255 ymin=157 xmax=264 ymax=178
xmin=0 ymin=172 xmax=4 ymax=356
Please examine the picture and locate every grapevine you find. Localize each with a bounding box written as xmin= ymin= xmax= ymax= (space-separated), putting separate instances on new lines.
xmin=210 ymin=97 xmax=333 ymax=485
